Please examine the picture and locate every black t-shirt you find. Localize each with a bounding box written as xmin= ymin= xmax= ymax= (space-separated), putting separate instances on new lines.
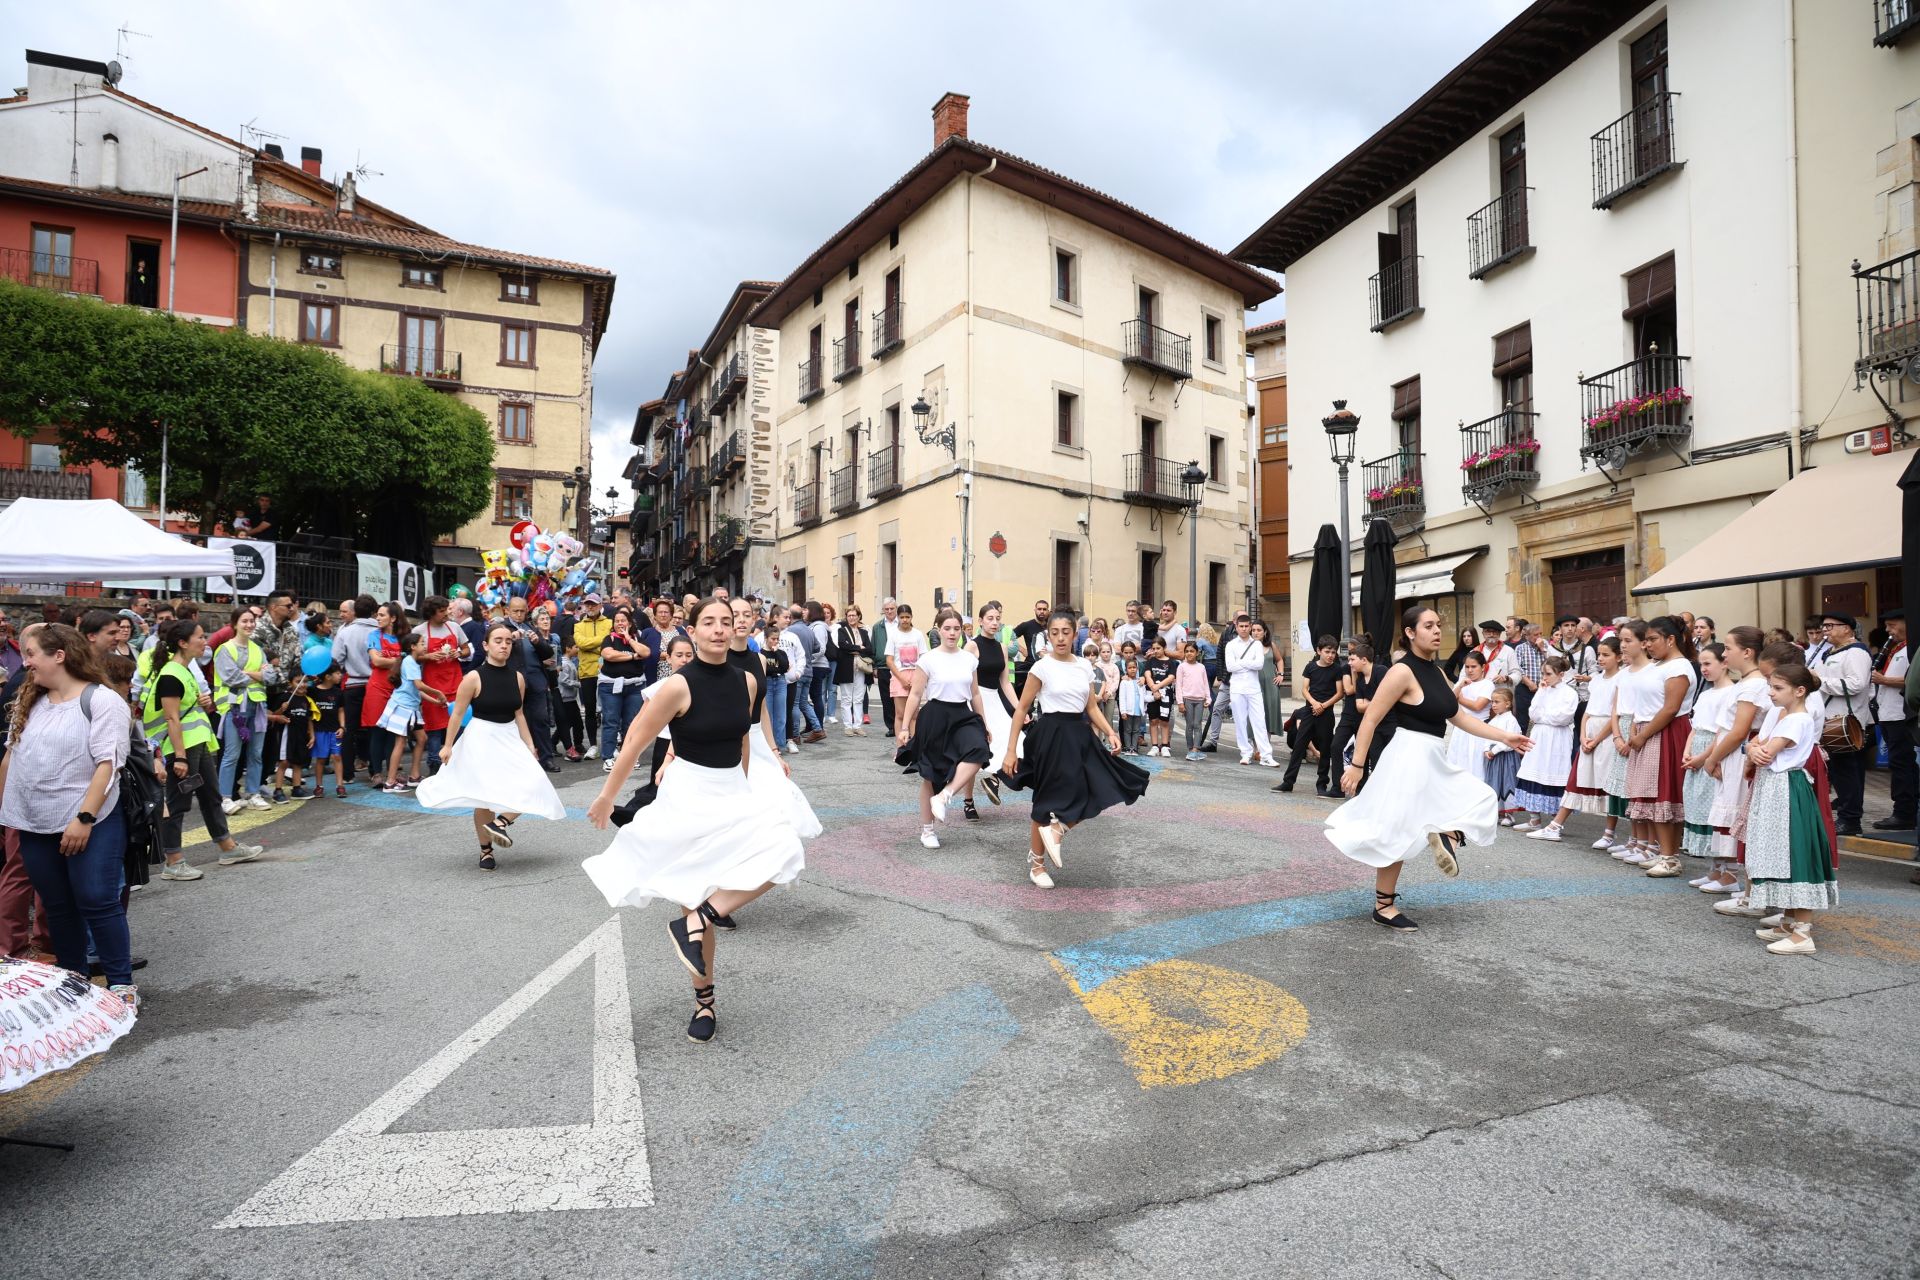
xmin=1012 ymin=619 xmax=1048 ymax=666
xmin=155 ymin=672 xmax=189 ymax=703
xmin=1145 ymin=656 xmax=1177 ymax=703
xmin=287 ymin=693 xmax=314 ymax=733
xmin=310 ymin=686 xmax=342 ymax=733
xmin=1304 ymin=658 xmax=1348 ymax=708
xmin=1341 ymin=666 xmax=1379 ymax=720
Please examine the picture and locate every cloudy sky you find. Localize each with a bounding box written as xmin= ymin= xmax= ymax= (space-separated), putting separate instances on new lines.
xmin=21 ymin=0 xmax=1529 ymax=502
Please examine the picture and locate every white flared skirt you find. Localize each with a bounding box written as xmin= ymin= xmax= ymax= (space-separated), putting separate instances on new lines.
xmin=1325 ymin=730 xmax=1499 ymax=869
xmin=414 ymin=717 xmax=565 ymax=820
xmin=581 ymin=758 xmax=806 ymax=910
xmin=1444 ymin=719 xmax=1489 ymax=783
xmin=978 ymin=691 xmax=1025 ymax=772
xmin=747 ymin=719 xmax=822 ymax=838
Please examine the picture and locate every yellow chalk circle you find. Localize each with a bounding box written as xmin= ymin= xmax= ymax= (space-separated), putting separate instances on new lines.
xmin=1054 ymin=958 xmax=1308 ymax=1089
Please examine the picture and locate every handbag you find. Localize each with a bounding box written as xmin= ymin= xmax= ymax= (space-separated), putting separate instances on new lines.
xmin=856 ymin=656 xmax=875 ymax=677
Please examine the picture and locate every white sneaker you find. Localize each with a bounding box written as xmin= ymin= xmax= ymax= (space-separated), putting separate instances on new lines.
xmin=1525 ymin=825 xmax=1563 ymax=842
xmin=1499 ymin=816 xmax=1515 ymax=827
xmin=786 ymin=741 xmax=800 ymax=755
xmin=159 ymin=859 xmax=204 ymax=881
xmin=217 ymin=843 xmax=265 ymax=866
xmin=1259 ymin=758 xmax=1281 ymax=768
xmin=602 ymin=760 xmax=615 ymax=773
xmin=220 ymin=798 xmax=244 ymax=816
xmin=919 ymin=825 xmax=940 ymax=850
xmin=583 ymin=745 xmax=599 ymax=760
xmin=246 ymin=794 xmax=271 ymax=811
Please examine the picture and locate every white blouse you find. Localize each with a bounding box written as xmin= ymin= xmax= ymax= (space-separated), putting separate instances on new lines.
xmin=1757 ymin=707 xmax=1817 ymax=773
xmin=917 ymin=645 xmax=979 ymax=703
xmin=1584 ymin=670 xmax=1619 ymax=723
xmin=1030 ymin=654 xmax=1094 ymax=714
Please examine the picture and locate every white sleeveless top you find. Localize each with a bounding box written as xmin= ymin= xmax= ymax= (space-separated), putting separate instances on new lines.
xmin=918 ymin=645 xmax=978 ymax=703
xmin=1031 ymin=654 xmax=1094 ymax=714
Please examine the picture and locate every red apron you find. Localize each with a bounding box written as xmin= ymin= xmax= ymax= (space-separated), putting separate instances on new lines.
xmin=417 ymin=622 xmax=465 ymax=732
xmin=361 ymin=632 xmax=401 ymax=728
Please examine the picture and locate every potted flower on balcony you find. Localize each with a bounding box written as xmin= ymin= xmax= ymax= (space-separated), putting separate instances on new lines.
xmin=1367 ymin=478 xmax=1423 ymax=508
xmin=1585 ymin=386 xmax=1690 ymax=443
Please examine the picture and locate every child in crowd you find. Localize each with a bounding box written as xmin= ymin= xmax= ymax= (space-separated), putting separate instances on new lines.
xmin=276 ymin=674 xmax=316 ymax=800
xmin=1703 ymin=627 xmax=1772 ymax=903
xmin=1176 ymin=640 xmax=1211 ymax=762
xmin=1116 ymin=647 xmax=1145 ymax=756
xmin=309 ymin=666 xmax=346 ymax=798
xmin=262 ymin=681 xmax=293 ymax=803
xmin=557 ymin=646 xmax=585 ymax=762
xmin=1609 ymin=624 xmax=1654 ymax=865
xmin=1483 ymin=687 xmax=1523 ymax=816
xmin=1142 ymin=636 xmax=1177 ymax=757
xmin=1095 ymin=640 xmax=1120 ymax=731
xmin=380 ymin=632 xmax=444 ymax=794
xmin=1512 ymin=656 xmax=1576 ymax=830
xmin=1680 ymin=643 xmax=1733 ymax=865
xmin=1529 ymin=635 xmax=1623 ymax=846
xmin=1742 ymin=662 xmax=1837 ymax=954
xmin=1446 ymin=651 xmax=1493 ymax=782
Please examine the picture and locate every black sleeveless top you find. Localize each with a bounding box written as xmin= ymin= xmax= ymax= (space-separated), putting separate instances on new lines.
xmin=726 ymin=646 xmax=766 ymax=723
xmin=1388 ymin=654 xmax=1457 ymax=738
xmin=974 ymin=636 xmax=1013 ymax=713
xmin=674 ymin=656 xmax=754 ymax=768
xmin=471 ymin=660 xmax=522 ymax=724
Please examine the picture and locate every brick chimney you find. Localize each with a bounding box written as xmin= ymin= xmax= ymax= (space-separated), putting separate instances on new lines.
xmin=300 ymin=145 xmax=322 ymax=177
xmin=932 ymin=93 xmax=970 ymax=148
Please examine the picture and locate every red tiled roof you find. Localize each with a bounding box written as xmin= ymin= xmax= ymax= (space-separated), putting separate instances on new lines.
xmin=1247 ymin=318 xmax=1287 ymax=337
xmin=249 ymin=206 xmax=612 ymax=277
xmin=0 ymin=173 xmax=233 ymax=221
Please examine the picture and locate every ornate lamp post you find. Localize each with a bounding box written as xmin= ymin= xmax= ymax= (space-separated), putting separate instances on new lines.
xmin=1181 ymin=459 xmax=1207 ymax=635
xmin=1322 ymin=400 xmax=1359 ymax=592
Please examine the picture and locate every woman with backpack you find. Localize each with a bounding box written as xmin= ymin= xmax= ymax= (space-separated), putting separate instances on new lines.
xmin=0 ymin=624 xmax=137 ymax=1007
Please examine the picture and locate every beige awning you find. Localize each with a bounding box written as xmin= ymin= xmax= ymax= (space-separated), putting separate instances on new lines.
xmin=1350 ymin=549 xmax=1484 ymax=607
xmin=1632 ymin=446 xmax=1910 ymax=596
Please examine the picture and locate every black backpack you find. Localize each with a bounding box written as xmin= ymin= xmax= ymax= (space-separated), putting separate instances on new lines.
xmin=77 ymin=685 xmax=166 ymax=885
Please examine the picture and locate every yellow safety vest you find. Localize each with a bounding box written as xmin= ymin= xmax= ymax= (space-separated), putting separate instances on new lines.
xmin=214 ymin=638 xmax=266 ymax=711
xmin=142 ymin=659 xmax=217 ymax=753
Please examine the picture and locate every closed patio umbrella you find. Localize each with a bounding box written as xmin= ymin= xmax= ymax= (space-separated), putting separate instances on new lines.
xmin=1358 ymin=517 xmax=1400 ymax=654
xmin=1306 ymin=523 xmax=1344 ymax=649
xmin=1903 ymin=448 xmax=1920 ymax=661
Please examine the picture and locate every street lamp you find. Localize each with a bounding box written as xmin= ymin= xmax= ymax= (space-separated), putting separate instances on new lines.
xmin=909 ymin=392 xmax=957 ymax=457
xmin=558 ymin=464 xmax=586 ymax=521
xmin=1322 ymin=400 xmax=1359 ymax=605
xmin=1181 ymin=459 xmax=1207 ymax=635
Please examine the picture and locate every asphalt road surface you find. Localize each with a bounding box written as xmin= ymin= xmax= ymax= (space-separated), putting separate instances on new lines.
xmin=5 ymin=723 xmax=1917 ymax=1279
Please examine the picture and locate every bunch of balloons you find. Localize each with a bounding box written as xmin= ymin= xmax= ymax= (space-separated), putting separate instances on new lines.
xmin=467 ymin=521 xmax=597 ymax=611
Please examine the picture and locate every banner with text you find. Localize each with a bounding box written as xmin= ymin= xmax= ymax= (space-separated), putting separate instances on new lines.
xmin=356 ymin=554 xmax=391 ymax=602
xmin=207 ymin=538 xmax=277 ymax=597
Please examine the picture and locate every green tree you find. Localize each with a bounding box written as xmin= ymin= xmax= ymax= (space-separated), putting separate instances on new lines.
xmin=0 ymin=280 xmax=494 ymax=562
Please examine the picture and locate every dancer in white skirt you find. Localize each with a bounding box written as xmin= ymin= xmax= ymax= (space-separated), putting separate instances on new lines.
xmin=729 ymin=598 xmax=822 ymax=840
xmin=1327 ymin=606 xmax=1532 ymax=931
xmin=967 ymin=600 xmax=1021 ymax=807
xmin=416 ymin=621 xmax=566 ymax=872
xmin=584 ymin=597 xmax=805 ymax=1043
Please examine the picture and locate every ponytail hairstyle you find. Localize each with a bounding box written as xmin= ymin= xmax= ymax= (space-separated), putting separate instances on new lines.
xmin=1770 ymin=661 xmax=1819 ymax=697
xmin=1724 ymin=625 xmax=1765 ymax=667
xmin=1400 ymin=605 xmax=1439 ymax=657
xmin=1699 ymin=640 xmax=1727 ymax=666
xmin=1596 ymin=634 xmax=1623 ymax=661
xmin=1618 ymin=618 xmax=1650 ymax=646
xmin=1649 ymin=614 xmax=1696 ymax=663
xmin=151 ymin=617 xmax=202 ymax=671
xmin=10 ymin=623 xmax=113 ymax=742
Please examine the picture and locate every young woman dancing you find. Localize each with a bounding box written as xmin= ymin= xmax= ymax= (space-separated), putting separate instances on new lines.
xmin=968 ymin=600 xmax=1021 ymax=808
xmin=583 ymin=597 xmax=806 ymax=1043
xmin=415 ymin=621 xmax=565 ymax=871
xmin=1326 ymin=606 xmax=1532 ymax=932
xmin=898 ymin=608 xmax=996 ymax=848
xmin=1003 ymin=612 xmax=1149 ymax=889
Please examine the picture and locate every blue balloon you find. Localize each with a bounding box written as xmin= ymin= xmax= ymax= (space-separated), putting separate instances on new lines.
xmin=299 ymin=647 xmax=334 ymax=678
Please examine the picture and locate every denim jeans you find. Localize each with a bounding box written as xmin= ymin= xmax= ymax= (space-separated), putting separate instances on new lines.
xmin=218 ymin=704 xmax=266 ymax=798
xmin=425 ymin=728 xmax=447 ymax=773
xmin=791 ymin=667 xmax=823 ymax=734
xmin=809 ymin=666 xmax=831 ymax=729
xmin=822 ymin=675 xmax=838 ymax=721
xmin=598 ymin=680 xmax=645 ymax=760
xmin=767 ymin=677 xmax=789 ymax=750
xmin=18 ymin=804 xmax=130 ymax=986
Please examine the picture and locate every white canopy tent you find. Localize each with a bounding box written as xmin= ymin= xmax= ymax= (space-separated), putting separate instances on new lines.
xmin=0 ymin=498 xmax=235 ymax=582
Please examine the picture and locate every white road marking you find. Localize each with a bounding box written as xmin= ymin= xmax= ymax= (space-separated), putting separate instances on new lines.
xmin=217 ymin=917 xmax=653 ymax=1227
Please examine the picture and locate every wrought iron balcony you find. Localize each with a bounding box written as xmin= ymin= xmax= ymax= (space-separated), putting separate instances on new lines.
xmin=632 ymin=538 xmax=658 ymax=567
xmin=0 ymin=464 xmax=93 ymax=502
xmin=1466 ymin=189 xmax=1532 ymax=279
xmin=1875 ymin=0 xmax=1919 ymax=45
xmin=1362 ymin=451 xmax=1426 ymax=529
xmin=1579 ymin=350 xmax=1692 ymax=479
xmin=794 ymin=480 xmax=820 ymax=526
xmin=687 ymin=410 xmax=709 ymax=437
xmin=2 ymin=246 xmax=101 ymax=296
xmin=1368 ymin=256 xmax=1422 ymax=331
xmin=1120 ymin=320 xmax=1192 ymax=380
xmin=710 ymin=352 xmax=747 ymax=413
xmin=379 ymin=345 xmax=463 ymax=386
xmin=872 ymin=302 xmax=904 ymax=359
xmin=709 ymin=432 xmax=741 ymax=484
xmin=829 ymin=461 xmax=858 ymax=513
xmin=1122 ymin=453 xmax=1196 ymax=511
xmin=676 ymin=531 xmax=701 ymax=566
xmin=798 ymin=356 xmax=824 ymax=403
xmin=832 ymin=333 xmax=862 ymax=382
xmin=1459 ymin=409 xmax=1541 ymax=516
xmin=1855 ymin=250 xmax=1920 ymax=380
xmin=1592 ymin=92 xmax=1682 ymax=209
xmin=868 ymin=444 xmax=902 ymax=496
xmin=709 ymin=516 xmax=744 ymax=561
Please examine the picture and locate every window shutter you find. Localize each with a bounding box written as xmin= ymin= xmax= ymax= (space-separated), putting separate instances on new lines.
xmin=1622 ymin=254 xmax=1676 ymax=321
xmin=1390 ymin=375 xmax=1421 ymax=422
xmin=1491 ymin=322 xmax=1533 ymax=377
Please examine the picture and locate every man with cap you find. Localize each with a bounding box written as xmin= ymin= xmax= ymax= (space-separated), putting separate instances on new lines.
xmin=1869 ymin=609 xmax=1913 ymax=831
xmin=1814 ymin=611 xmax=1874 ymax=836
xmin=1477 ymin=619 xmax=1518 ymax=690
xmin=1552 ymin=615 xmax=1596 ymax=754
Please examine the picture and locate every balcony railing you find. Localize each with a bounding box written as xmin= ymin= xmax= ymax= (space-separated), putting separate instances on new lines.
xmin=709 ymin=432 xmax=741 ymax=483
xmin=1592 ymin=92 xmax=1682 ymax=209
xmin=379 ymin=345 xmax=463 ymax=386
xmin=829 ymin=461 xmax=858 ymax=513
xmin=1459 ymin=409 xmax=1541 ymax=510
xmin=794 ymin=480 xmax=820 ymax=526
xmin=1855 ymin=249 xmax=1920 ymax=378
xmin=1466 ymin=189 xmax=1532 ymax=279
xmin=709 ymin=517 xmax=744 ymax=561
xmin=868 ymin=444 xmax=902 ymax=496
xmin=711 ymin=352 xmax=746 ymax=413
xmin=1122 ymin=452 xmax=1196 ymax=510
xmin=0 ymin=465 xmax=94 ymax=502
xmin=1579 ymin=350 xmax=1692 ymax=473
xmin=798 ymin=356 xmax=824 ymax=403
xmin=676 ymin=531 xmax=701 ymax=566
xmin=1875 ymin=0 xmax=1919 ymax=45
xmin=872 ymin=302 xmax=904 ymax=359
xmin=1368 ymin=256 xmax=1422 ymax=331
xmin=1362 ymin=451 xmax=1426 ymax=529
xmin=1120 ymin=320 xmax=1192 ymax=380
xmin=2 ymin=246 xmax=101 ymax=296
xmin=832 ymin=332 xmax=861 ymax=382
